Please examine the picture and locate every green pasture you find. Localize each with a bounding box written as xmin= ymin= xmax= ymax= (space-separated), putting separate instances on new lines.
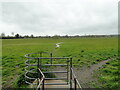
xmin=93 ymin=58 xmax=119 ymax=89
xmin=2 ymin=37 xmax=118 ymax=88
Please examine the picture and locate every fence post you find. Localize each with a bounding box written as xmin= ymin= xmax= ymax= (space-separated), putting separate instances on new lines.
xmin=42 ymin=79 xmax=44 ymax=90
xmin=38 ymin=58 xmax=41 ymax=80
xmin=70 ymin=58 xmax=72 ymax=89
xmin=40 ymin=52 xmax=42 ymax=68
xmin=38 ymin=78 xmax=40 ymax=90
xmin=74 ymin=78 xmax=77 ymax=90
xmin=50 ymin=53 xmax=52 ymax=64
xmin=67 ymin=58 xmax=69 ymax=84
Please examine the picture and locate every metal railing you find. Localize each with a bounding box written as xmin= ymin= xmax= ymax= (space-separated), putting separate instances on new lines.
xmin=37 ymin=68 xmax=45 ymax=90
xmin=25 ymin=52 xmax=82 ymax=90
xmin=71 ymin=68 xmax=82 ymax=90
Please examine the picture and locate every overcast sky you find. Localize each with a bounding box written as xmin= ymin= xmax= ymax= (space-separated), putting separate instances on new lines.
xmin=0 ymin=0 xmax=119 ymax=36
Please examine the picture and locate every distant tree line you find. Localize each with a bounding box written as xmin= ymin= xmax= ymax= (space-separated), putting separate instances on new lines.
xmin=0 ymin=32 xmax=119 ymax=39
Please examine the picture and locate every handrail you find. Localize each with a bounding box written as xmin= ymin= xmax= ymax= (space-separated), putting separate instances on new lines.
xmin=71 ymin=68 xmax=82 ymax=90
xmin=38 ymin=68 xmax=45 ymax=79
xmin=25 ymin=52 xmax=82 ymax=89
xmin=25 ymin=52 xmax=70 ymax=59
xmin=36 ymin=68 xmax=45 ymax=90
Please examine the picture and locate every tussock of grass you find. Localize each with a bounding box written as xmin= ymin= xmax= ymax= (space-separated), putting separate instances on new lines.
xmin=95 ymin=59 xmax=119 ymax=89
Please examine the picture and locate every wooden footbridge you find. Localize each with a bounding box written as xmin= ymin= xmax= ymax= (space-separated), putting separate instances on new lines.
xmin=25 ymin=52 xmax=82 ymax=90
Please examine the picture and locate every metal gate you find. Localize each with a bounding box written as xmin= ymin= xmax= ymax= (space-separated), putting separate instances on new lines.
xmin=25 ymin=52 xmax=82 ymax=90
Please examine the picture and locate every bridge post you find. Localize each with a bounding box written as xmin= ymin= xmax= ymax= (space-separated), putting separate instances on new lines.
xmin=74 ymin=78 xmax=77 ymax=90
xmin=38 ymin=58 xmax=40 ymax=79
xmin=50 ymin=53 xmax=52 ymax=64
xmin=42 ymin=79 xmax=44 ymax=90
xmin=38 ymin=52 xmax=42 ymax=78
xmin=67 ymin=58 xmax=69 ymax=84
xmin=70 ymin=58 xmax=72 ymax=89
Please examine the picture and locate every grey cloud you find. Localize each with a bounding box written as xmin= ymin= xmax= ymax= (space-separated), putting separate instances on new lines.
xmin=1 ymin=0 xmax=118 ymax=36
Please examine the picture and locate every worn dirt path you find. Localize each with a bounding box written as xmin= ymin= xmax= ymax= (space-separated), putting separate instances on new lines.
xmin=73 ymin=57 xmax=120 ymax=88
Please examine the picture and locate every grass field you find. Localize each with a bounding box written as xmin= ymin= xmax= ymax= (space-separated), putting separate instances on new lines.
xmin=93 ymin=58 xmax=119 ymax=89
xmin=2 ymin=37 xmax=118 ymax=88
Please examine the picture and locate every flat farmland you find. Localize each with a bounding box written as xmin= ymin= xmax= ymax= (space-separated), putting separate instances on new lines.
xmin=2 ymin=37 xmax=118 ymax=88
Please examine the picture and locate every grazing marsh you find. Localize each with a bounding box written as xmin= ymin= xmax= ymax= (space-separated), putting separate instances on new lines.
xmin=2 ymin=37 xmax=118 ymax=88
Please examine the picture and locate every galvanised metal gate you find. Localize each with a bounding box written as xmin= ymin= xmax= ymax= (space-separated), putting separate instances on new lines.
xmin=25 ymin=52 xmax=82 ymax=90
